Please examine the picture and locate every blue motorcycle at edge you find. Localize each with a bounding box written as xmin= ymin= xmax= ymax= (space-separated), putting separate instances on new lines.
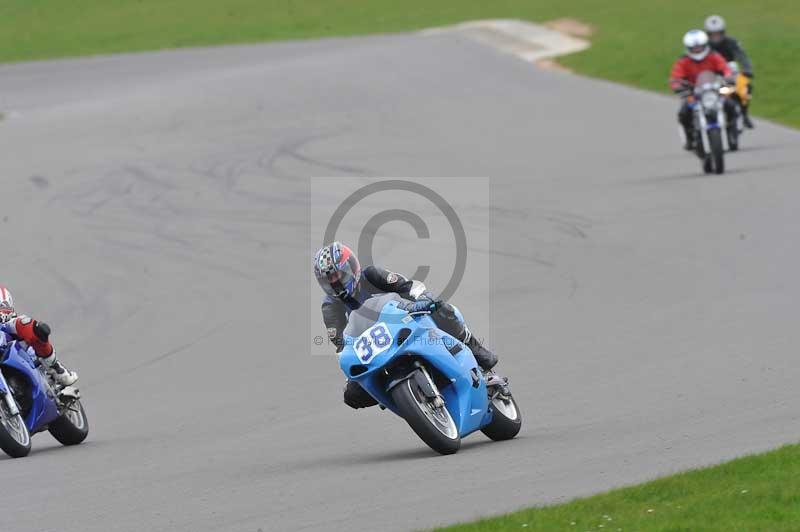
xmin=339 ymin=294 xmax=521 ymax=455
xmin=0 ymin=340 xmax=88 ymax=458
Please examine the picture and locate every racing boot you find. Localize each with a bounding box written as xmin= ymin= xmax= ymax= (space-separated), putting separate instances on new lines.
xmin=343 ymin=379 xmax=378 ymax=409
xmin=482 ymin=368 xmax=511 ymax=395
xmin=742 ymin=106 xmax=754 ymax=129
xmin=41 ymin=352 xmax=78 ymax=387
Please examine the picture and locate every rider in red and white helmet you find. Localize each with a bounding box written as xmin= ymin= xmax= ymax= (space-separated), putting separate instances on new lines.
xmin=669 ymin=30 xmax=733 ymax=150
xmin=0 ymin=285 xmax=78 ymax=386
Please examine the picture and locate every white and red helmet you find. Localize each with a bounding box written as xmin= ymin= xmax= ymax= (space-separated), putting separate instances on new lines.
xmin=0 ymin=286 xmax=15 ymax=324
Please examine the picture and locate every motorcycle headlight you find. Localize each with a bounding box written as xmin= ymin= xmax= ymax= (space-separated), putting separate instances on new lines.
xmin=701 ymin=91 xmax=719 ymax=109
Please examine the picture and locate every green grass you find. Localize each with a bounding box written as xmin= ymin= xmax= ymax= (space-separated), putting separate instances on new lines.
xmin=435 ymin=443 xmax=800 ymax=532
xmin=1 ymin=1 xmax=798 ymax=126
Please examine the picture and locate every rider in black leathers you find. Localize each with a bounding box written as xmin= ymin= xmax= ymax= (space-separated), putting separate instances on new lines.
xmin=314 ymin=242 xmax=497 ymax=409
xmin=704 ymin=14 xmax=755 ymax=128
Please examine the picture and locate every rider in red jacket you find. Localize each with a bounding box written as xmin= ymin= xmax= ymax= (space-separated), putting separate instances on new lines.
xmin=670 ymin=30 xmax=733 ymax=150
xmin=0 ymin=285 xmax=78 ymax=386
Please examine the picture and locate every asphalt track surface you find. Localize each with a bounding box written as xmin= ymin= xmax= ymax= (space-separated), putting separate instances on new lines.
xmin=1 ymin=32 xmax=800 ymax=532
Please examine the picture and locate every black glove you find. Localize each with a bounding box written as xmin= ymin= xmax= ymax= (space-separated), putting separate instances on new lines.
xmin=33 ymin=321 xmax=51 ymax=342
xmin=399 ymin=298 xmax=438 ymax=313
xmin=428 ymin=299 xmax=445 ymax=312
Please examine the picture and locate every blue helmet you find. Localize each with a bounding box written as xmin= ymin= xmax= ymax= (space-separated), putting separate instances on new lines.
xmin=314 ymin=242 xmax=362 ymax=299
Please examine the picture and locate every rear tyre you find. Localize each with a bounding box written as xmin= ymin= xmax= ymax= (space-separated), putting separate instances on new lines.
xmin=727 ymin=126 xmax=739 ymax=152
xmin=0 ymin=395 xmax=31 ymax=458
xmin=391 ymin=375 xmax=460 ymax=455
xmin=709 ymin=128 xmax=725 ymax=174
xmin=48 ymin=400 xmax=89 ymax=446
xmin=481 ymin=394 xmax=522 ymax=441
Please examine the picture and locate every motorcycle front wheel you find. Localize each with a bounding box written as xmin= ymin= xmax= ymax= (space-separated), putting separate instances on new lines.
xmin=391 ymin=373 xmax=460 ymax=455
xmin=709 ymin=128 xmax=725 ymax=174
xmin=0 ymin=395 xmax=31 ymax=458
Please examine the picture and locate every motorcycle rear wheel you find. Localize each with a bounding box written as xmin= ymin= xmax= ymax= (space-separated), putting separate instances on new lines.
xmin=481 ymin=394 xmax=522 ymax=441
xmin=49 ymin=399 xmax=89 ymax=446
xmin=391 ymin=374 xmax=460 ymax=455
xmin=0 ymin=395 xmax=31 ymax=458
xmin=727 ymin=126 xmax=739 ymax=152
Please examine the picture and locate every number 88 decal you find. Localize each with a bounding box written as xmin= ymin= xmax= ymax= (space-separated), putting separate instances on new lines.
xmin=355 ymin=322 xmax=394 ymax=363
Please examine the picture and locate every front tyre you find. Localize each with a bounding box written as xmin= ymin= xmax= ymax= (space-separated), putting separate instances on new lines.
xmin=481 ymin=394 xmax=522 ymax=441
xmin=48 ymin=400 xmax=89 ymax=446
xmin=0 ymin=395 xmax=31 ymax=458
xmin=703 ymin=155 xmax=713 ymax=174
xmin=391 ymin=376 xmax=460 ymax=455
xmin=709 ymin=128 xmax=725 ymax=174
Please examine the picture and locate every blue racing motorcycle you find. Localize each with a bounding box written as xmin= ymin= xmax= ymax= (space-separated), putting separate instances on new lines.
xmin=0 ymin=340 xmax=88 ymax=458
xmin=339 ymin=294 xmax=521 ymax=455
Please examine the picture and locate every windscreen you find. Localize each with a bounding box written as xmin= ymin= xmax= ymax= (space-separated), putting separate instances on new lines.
xmin=695 ymin=70 xmax=718 ymax=88
xmin=343 ymin=293 xmax=405 ymax=338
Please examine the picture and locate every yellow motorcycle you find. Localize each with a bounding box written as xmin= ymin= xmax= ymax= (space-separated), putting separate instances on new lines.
xmin=718 ymin=62 xmax=751 ymax=151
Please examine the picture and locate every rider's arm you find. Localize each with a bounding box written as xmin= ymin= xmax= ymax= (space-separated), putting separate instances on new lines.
xmin=713 ymin=53 xmax=733 ymax=78
xmin=362 ymin=266 xmax=416 ymax=298
xmin=321 ymin=298 xmax=348 ymax=353
xmin=669 ymin=58 xmax=689 ymax=92
xmin=0 ymin=330 xmax=11 ymax=350
xmin=727 ymin=36 xmax=753 ymax=77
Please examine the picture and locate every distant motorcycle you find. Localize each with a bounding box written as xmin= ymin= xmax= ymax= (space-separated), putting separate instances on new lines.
xmin=681 ymin=71 xmax=739 ymax=174
xmin=721 ymin=61 xmax=749 ymax=150
xmin=339 ymin=294 xmax=521 ymax=455
xmin=0 ymin=340 xmax=88 ymax=458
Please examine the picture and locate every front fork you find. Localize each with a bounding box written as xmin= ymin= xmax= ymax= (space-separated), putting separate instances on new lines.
xmin=718 ymin=107 xmax=729 ymax=151
xmin=696 ymin=107 xmax=711 ymax=155
xmin=0 ymin=373 xmax=20 ymax=417
xmin=415 ymin=363 xmax=445 ymax=408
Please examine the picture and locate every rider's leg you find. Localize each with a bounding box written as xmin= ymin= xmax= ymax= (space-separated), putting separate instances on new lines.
xmin=678 ymin=102 xmax=694 ymax=150
xmin=40 ymin=350 xmax=78 ymax=386
xmin=741 ymin=104 xmax=753 ymax=129
xmin=431 ymin=303 xmax=497 ymax=370
xmin=742 ymin=87 xmax=754 ymax=129
xmin=343 ymin=380 xmax=378 ymax=409
xmin=737 ymin=74 xmax=754 ymax=129
xmin=12 ymin=319 xmax=78 ymax=386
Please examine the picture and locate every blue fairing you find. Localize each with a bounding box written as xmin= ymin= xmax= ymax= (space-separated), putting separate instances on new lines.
xmin=338 ymin=299 xmax=492 ymax=438
xmin=0 ymin=342 xmax=60 ymax=432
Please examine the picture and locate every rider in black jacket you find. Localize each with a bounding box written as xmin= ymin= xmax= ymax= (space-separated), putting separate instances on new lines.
xmin=704 ymin=14 xmax=755 ymax=128
xmin=314 ymin=242 xmax=497 ymax=409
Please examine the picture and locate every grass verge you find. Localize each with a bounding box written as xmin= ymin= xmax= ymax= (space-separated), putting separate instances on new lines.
xmin=435 ymin=443 xmax=800 ymax=531
xmin=1 ymin=1 xmax=798 ymax=127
